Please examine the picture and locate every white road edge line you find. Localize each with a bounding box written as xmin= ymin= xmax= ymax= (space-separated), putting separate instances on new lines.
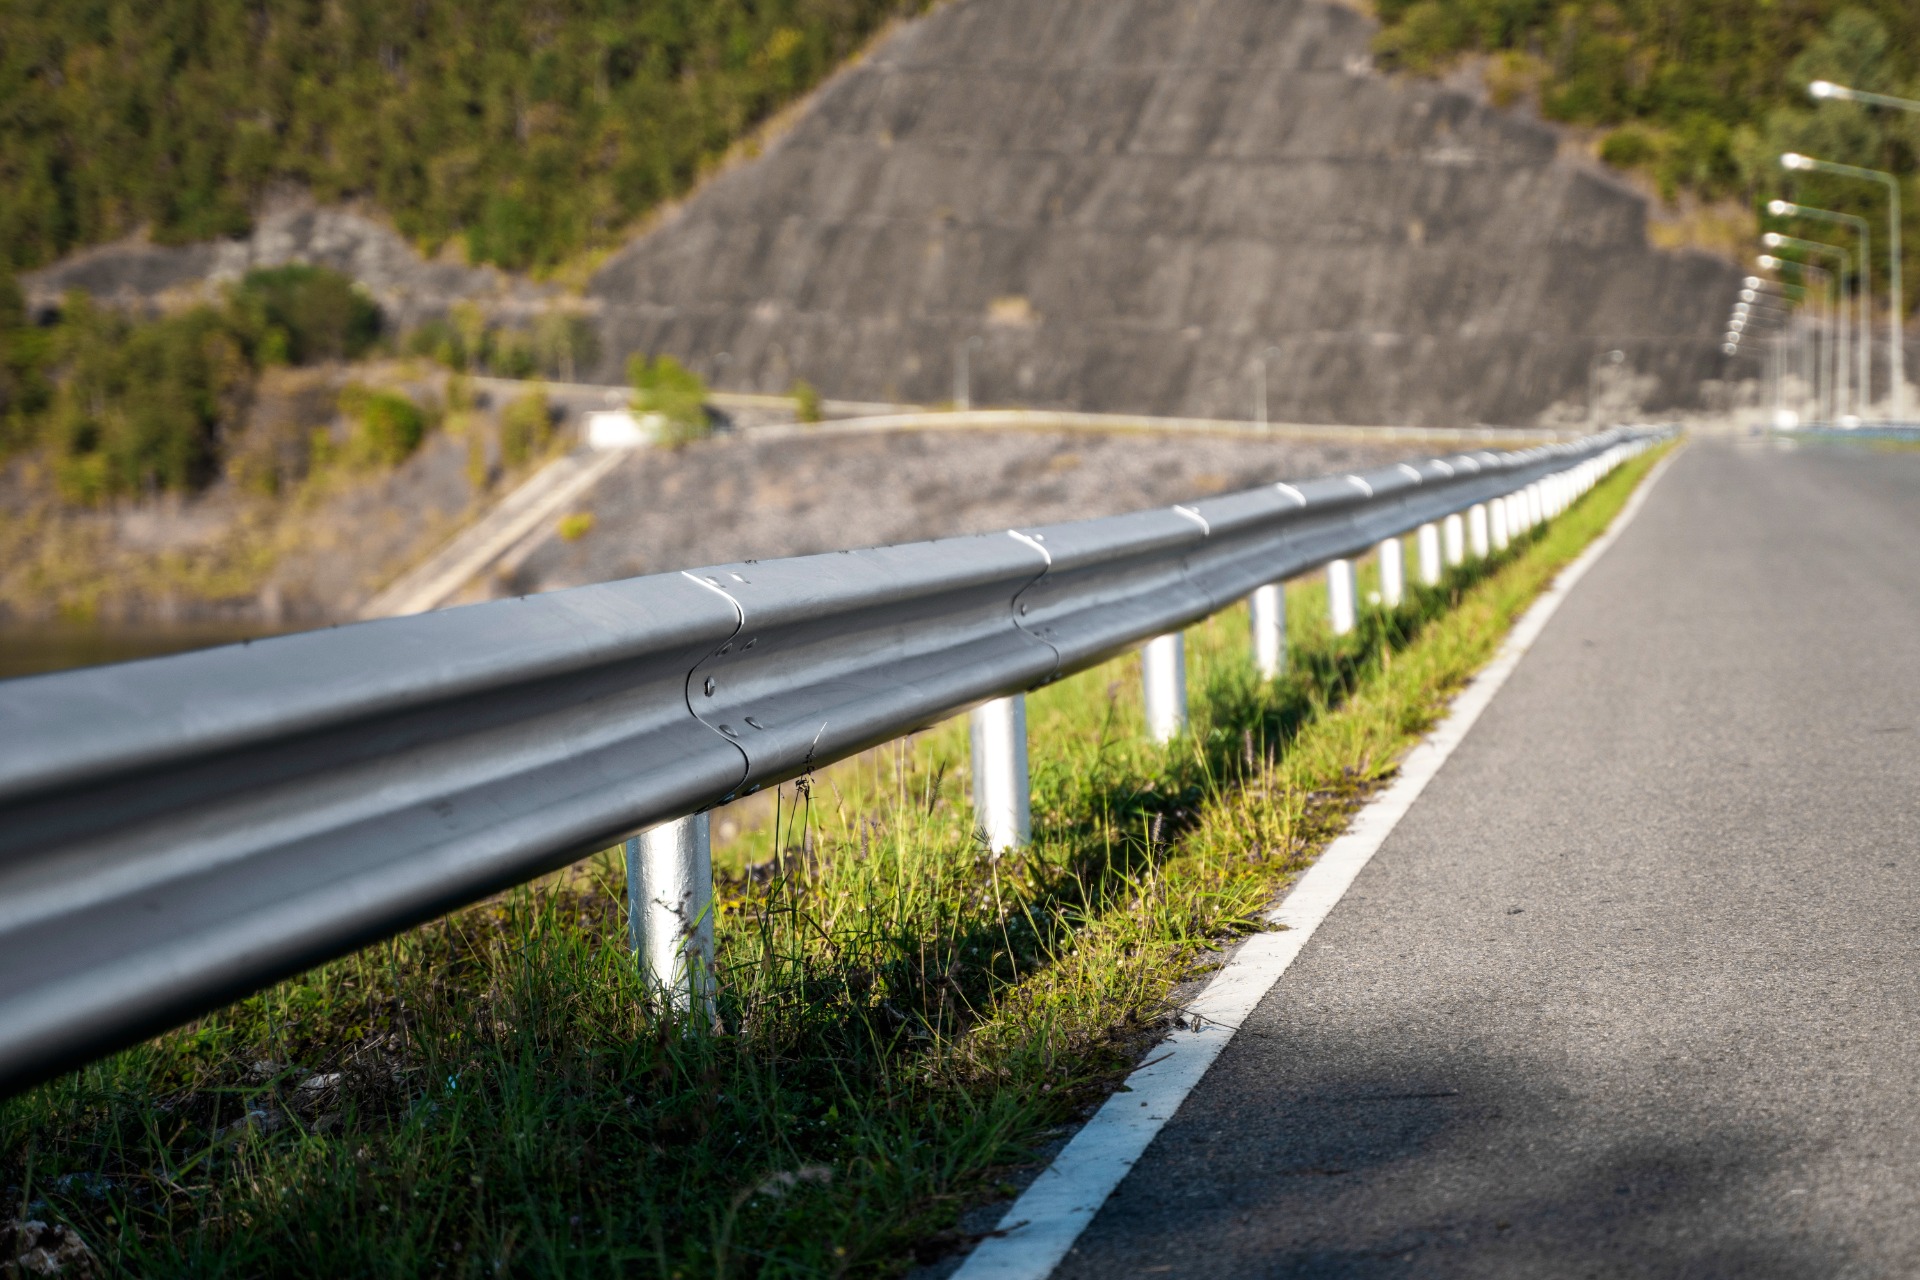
xmin=951 ymin=443 xmax=1685 ymax=1280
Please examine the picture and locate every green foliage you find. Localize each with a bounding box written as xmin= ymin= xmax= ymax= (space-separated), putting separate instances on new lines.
xmin=531 ymin=312 xmax=601 ymax=384
xmin=405 ymin=308 xmax=600 ymax=382
xmin=43 ymin=296 xmax=250 ymax=503
xmin=0 ymin=264 xmax=393 ymax=500
xmin=791 ymin=377 xmax=824 ymax=424
xmin=229 ymin=265 xmax=381 ymax=366
xmin=0 ymin=0 xmax=916 ymax=275
xmin=0 ymin=274 xmax=52 ymax=456
xmin=1373 ymin=2 xmax=1920 ymax=304
xmin=498 ymin=387 xmax=554 ymax=468
xmin=629 ymin=352 xmax=709 ymax=445
xmin=0 ymin=447 xmax=1666 ymax=1277
xmin=339 ymin=385 xmax=428 ymax=468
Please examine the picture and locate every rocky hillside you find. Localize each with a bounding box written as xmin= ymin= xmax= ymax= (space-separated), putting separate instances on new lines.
xmin=585 ymin=0 xmax=1739 ymax=425
xmin=24 ymin=0 xmax=1742 ymax=428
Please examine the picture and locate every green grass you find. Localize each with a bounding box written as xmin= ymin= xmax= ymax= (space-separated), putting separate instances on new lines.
xmin=1 ymin=446 xmax=1667 ymax=1277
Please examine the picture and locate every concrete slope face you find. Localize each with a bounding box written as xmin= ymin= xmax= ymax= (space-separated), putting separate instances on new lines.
xmin=1053 ymin=440 xmax=1920 ymax=1276
xmin=589 ymin=0 xmax=1738 ymax=426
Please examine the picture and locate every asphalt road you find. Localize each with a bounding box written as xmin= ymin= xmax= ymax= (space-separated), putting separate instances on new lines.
xmin=1056 ymin=438 xmax=1920 ymax=1278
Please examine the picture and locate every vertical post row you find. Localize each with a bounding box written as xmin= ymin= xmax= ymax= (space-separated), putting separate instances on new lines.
xmin=1442 ymin=513 xmax=1466 ymax=567
xmin=1490 ymin=496 xmax=1510 ymax=551
xmin=627 ymin=814 xmax=715 ymax=1013
xmin=1468 ymin=503 xmax=1490 ymax=559
xmin=1250 ymin=583 xmax=1286 ymax=680
xmin=1417 ymin=522 xmax=1443 ymax=585
xmin=1377 ymin=537 xmax=1404 ymax=608
xmin=1142 ymin=632 xmax=1187 ymax=743
xmin=1327 ymin=558 xmax=1356 ymax=636
xmin=969 ymin=694 xmax=1030 ymax=853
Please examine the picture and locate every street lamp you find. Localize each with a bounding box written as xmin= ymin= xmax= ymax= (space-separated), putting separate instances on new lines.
xmin=1760 ymin=255 xmax=1831 ymax=423
xmin=1809 ymin=81 xmax=1920 ymax=113
xmin=1587 ymin=348 xmax=1625 ymax=429
xmin=1743 ymin=274 xmax=1808 ymax=299
xmin=954 ymin=335 xmax=984 ymax=411
xmin=1782 ymin=151 xmax=1905 ymax=421
xmin=1252 ymin=345 xmax=1280 ymax=426
xmin=1762 ymin=232 xmax=1852 ymax=419
xmin=1723 ymin=314 xmax=1791 ymax=425
xmin=1769 ymin=199 xmax=1873 ymax=416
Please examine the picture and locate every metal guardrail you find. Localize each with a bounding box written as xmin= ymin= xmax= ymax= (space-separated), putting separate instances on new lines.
xmin=0 ymin=427 xmax=1663 ymax=1094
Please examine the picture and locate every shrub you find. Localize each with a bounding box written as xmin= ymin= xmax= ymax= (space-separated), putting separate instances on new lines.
xmin=1599 ymin=125 xmax=1662 ymax=170
xmin=792 ymin=378 xmax=824 ymax=424
xmin=500 ymin=388 xmax=555 ymax=468
xmin=341 ymin=385 xmax=428 ymax=467
xmin=629 ymin=354 xmax=709 ymax=447
xmin=557 ymin=511 xmax=595 ymax=541
xmin=231 ymin=265 xmax=381 ymax=365
xmin=44 ymin=298 xmax=249 ymax=502
xmin=405 ymin=318 xmax=466 ymax=370
xmin=533 ymin=312 xmax=602 ymax=382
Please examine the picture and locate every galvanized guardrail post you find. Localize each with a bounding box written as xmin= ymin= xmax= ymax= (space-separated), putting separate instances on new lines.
xmin=1249 ymin=583 xmax=1286 ymax=679
xmin=1468 ymin=503 xmax=1490 ymax=559
xmin=627 ymin=815 xmax=715 ymax=1013
xmin=1142 ymin=633 xmax=1187 ymax=742
xmin=1327 ymin=559 xmax=1357 ymax=636
xmin=1417 ymin=522 xmax=1443 ymax=585
xmin=1490 ymin=495 xmax=1511 ymax=551
xmin=1377 ymin=537 xmax=1404 ymax=607
xmin=970 ymin=695 xmax=1031 ymax=852
xmin=1443 ymin=513 xmax=1466 ymax=567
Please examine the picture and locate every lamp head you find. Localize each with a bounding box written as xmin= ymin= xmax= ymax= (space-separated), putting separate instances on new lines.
xmin=1780 ymin=152 xmax=1810 ymax=171
xmin=1723 ymin=343 xmax=1738 ymax=355
xmin=1809 ymin=80 xmax=1840 ymax=100
xmin=1761 ymin=232 xmax=1786 ymax=248
xmin=1734 ymin=302 xmax=1750 ymax=314
xmin=1767 ymin=199 xmax=1793 ymax=217
xmin=1740 ymin=289 xmax=1759 ymax=301
xmin=1743 ymin=276 xmax=1762 ymax=288
xmin=1758 ymin=254 xmax=1782 ymax=269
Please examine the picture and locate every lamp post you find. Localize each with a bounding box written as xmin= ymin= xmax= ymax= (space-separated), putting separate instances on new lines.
xmin=1252 ymin=345 xmax=1280 ymax=426
xmin=954 ymin=335 xmax=983 ymax=411
xmin=1741 ymin=281 xmax=1808 ymax=401
xmin=1726 ymin=318 xmax=1792 ymax=426
xmin=1762 ymin=233 xmax=1852 ymax=420
xmin=1729 ymin=283 xmax=1794 ymax=426
xmin=1587 ymin=348 xmax=1625 ymax=429
xmin=1760 ymin=255 xmax=1830 ymax=422
xmin=1810 ymin=81 xmax=1920 ymax=114
xmin=1743 ymin=274 xmax=1808 ymax=304
xmin=1782 ymin=152 xmax=1904 ymax=422
xmin=1769 ymin=200 xmax=1872 ymax=415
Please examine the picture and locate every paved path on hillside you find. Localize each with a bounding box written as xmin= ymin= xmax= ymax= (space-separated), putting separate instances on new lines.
xmin=1056 ymin=438 xmax=1920 ymax=1278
